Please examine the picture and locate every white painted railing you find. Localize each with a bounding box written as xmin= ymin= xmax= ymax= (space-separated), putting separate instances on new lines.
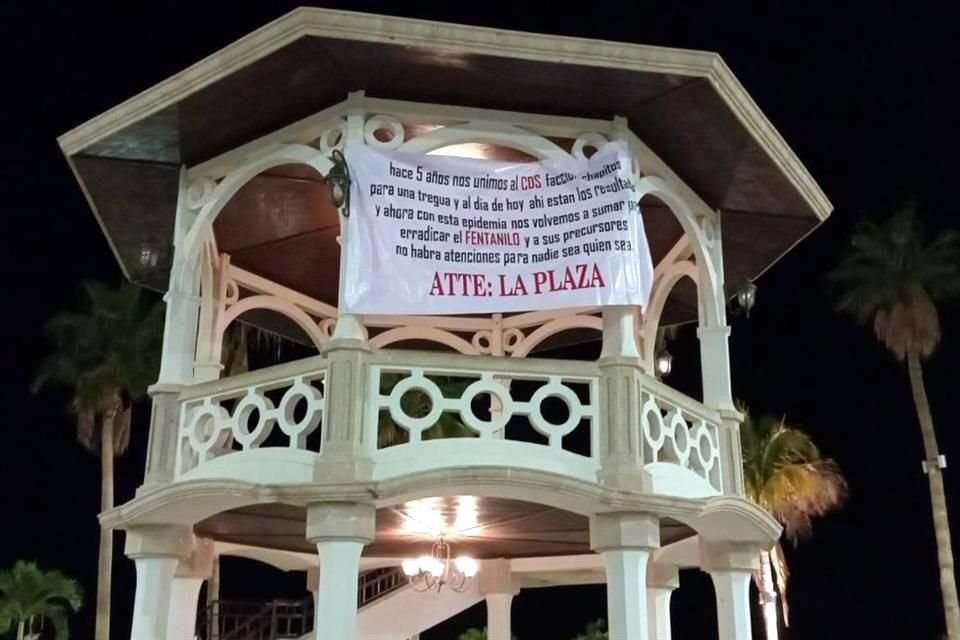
xmin=639 ymin=376 xmax=723 ymax=494
xmin=367 ymin=351 xmax=600 ymax=481
xmin=172 ymin=350 xmax=725 ymax=495
xmin=176 ymin=357 xmax=327 ymax=479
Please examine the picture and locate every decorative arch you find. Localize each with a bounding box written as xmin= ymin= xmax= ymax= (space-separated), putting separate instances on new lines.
xmin=221 ymin=295 xmax=329 ymax=350
xmin=369 ymin=327 xmax=479 ymax=355
xmin=174 ymin=143 xmax=334 ymax=294
xmin=635 ymin=176 xmax=723 ymax=329
xmin=509 ymin=315 xmax=603 ymax=358
xmin=397 ymin=123 xmax=572 ymax=161
xmin=641 ymin=259 xmax=699 ymax=367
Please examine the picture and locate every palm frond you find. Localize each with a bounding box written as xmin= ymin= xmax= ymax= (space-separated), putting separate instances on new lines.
xmin=741 ymin=411 xmax=847 ymax=543
xmin=33 ymin=281 xmax=163 ymax=457
xmin=0 ymin=561 xmax=82 ymax=640
xmin=829 ymin=204 xmax=960 ymax=358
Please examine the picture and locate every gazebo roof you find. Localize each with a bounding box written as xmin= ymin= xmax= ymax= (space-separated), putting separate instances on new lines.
xmin=59 ymin=7 xmax=831 ymax=313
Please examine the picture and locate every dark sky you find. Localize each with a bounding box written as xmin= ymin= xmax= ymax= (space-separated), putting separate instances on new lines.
xmin=3 ymin=2 xmax=960 ymax=639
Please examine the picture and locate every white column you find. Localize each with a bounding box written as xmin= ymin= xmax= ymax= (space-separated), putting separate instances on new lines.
xmin=646 ymin=586 xmax=673 ymax=640
xmin=646 ymin=562 xmax=678 ymax=640
xmin=167 ymin=577 xmax=204 ymax=640
xmin=710 ymin=570 xmax=753 ymax=640
xmin=697 ymin=325 xmax=733 ymax=409
xmin=590 ymin=513 xmax=659 ymax=640
xmin=480 ymin=558 xmax=518 ymax=640
xmin=604 ymin=549 xmax=650 ymax=640
xmin=486 ymin=593 xmax=514 ymax=640
xmin=601 ymin=306 xmax=641 ymax=359
xmin=131 ymin=557 xmax=179 ymax=639
xmin=314 ymin=541 xmax=364 ymax=640
xmin=306 ymin=502 xmax=375 ymax=640
xmin=125 ymin=525 xmax=193 ymax=640
xmin=701 ymin=540 xmax=759 ymax=640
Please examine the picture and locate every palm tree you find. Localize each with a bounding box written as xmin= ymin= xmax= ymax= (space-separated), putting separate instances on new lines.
xmin=377 ymin=374 xmax=477 ymax=447
xmin=830 ymin=205 xmax=960 ymax=638
xmin=0 ymin=561 xmax=83 ymax=640
xmin=32 ymin=282 xmax=163 ymax=640
xmin=740 ymin=410 xmax=846 ymax=640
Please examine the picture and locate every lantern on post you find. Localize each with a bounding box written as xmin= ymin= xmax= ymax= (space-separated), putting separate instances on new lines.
xmin=327 ymin=149 xmax=351 ymax=215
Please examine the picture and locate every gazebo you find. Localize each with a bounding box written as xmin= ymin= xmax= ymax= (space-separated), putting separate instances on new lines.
xmin=59 ymin=8 xmax=830 ymax=640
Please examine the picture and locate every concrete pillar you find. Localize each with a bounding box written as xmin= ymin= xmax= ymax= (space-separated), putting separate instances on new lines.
xmin=590 ymin=513 xmax=660 ymax=640
xmin=131 ymin=557 xmax=179 ymax=640
xmin=167 ymin=538 xmax=215 ymax=640
xmin=596 ymin=358 xmax=648 ymax=492
xmin=646 ymin=563 xmax=678 ymax=640
xmin=306 ymin=502 xmax=375 ymax=640
xmin=601 ymin=306 xmax=640 ymax=359
xmin=480 ymin=559 xmax=519 ymax=640
xmin=125 ymin=525 xmax=192 ymax=640
xmin=697 ymin=325 xmax=746 ymax=496
xmin=316 ymin=342 xmax=373 ymax=482
xmin=710 ymin=570 xmax=753 ymax=640
xmin=142 ymin=385 xmax=184 ymax=487
xmin=486 ymin=594 xmax=514 ymax=640
xmin=701 ymin=541 xmax=759 ymax=640
xmin=168 ymin=577 xmax=204 ymax=640
xmin=697 ymin=325 xmax=733 ymax=409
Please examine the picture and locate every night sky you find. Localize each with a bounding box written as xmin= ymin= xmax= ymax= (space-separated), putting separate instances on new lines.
xmin=3 ymin=2 xmax=960 ymax=639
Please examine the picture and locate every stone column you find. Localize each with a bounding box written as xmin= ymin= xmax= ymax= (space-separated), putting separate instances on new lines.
xmin=316 ymin=341 xmax=373 ymax=483
xmin=590 ymin=513 xmax=660 ymax=640
xmin=125 ymin=525 xmax=191 ymax=640
xmin=168 ymin=577 xmax=204 ymax=640
xmin=601 ymin=306 xmax=640 ymax=359
xmin=144 ymin=248 xmax=200 ymax=489
xmin=167 ymin=538 xmax=215 ymax=640
xmin=701 ymin=541 xmax=759 ymax=640
xmin=597 ymin=358 xmax=648 ymax=492
xmin=480 ymin=559 xmax=519 ymax=640
xmin=306 ymin=502 xmax=376 ymax=640
xmin=697 ymin=325 xmax=746 ymax=496
xmin=645 ymin=562 xmax=678 ymax=640
xmin=697 ymin=325 xmax=733 ymax=409
xmin=142 ymin=384 xmax=185 ymax=488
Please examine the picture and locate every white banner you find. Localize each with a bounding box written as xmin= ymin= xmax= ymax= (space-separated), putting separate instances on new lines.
xmin=342 ymin=141 xmax=654 ymax=315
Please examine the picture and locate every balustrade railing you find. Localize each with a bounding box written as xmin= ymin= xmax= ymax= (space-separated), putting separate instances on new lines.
xmin=638 ymin=376 xmax=723 ymax=492
xmin=368 ymin=350 xmax=599 ymax=457
xmin=173 ymin=348 xmax=726 ymax=495
xmin=176 ymin=357 xmax=327 ymax=478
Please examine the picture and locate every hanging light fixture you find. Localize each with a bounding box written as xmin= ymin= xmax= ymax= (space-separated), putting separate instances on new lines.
xmin=655 ymin=348 xmax=673 ymax=377
xmin=731 ymin=281 xmax=758 ymax=318
xmin=401 ymin=537 xmax=478 ymax=593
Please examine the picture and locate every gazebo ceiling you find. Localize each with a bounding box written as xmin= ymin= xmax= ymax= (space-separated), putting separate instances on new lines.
xmin=60 ymin=7 xmax=831 ymax=329
xmin=194 ymin=496 xmax=694 ymax=558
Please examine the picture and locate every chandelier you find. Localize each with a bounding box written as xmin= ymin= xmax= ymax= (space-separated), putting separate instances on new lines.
xmin=401 ymin=537 xmax=478 ymax=592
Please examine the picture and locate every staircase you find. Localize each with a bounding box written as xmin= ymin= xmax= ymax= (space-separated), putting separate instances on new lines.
xmin=197 ymin=567 xmax=408 ymax=640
